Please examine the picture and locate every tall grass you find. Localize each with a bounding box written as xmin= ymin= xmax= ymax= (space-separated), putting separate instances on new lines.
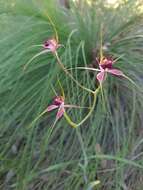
xmin=0 ymin=0 xmax=143 ymax=189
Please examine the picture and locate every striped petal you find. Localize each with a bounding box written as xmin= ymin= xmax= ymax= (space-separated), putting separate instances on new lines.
xmin=107 ymin=68 xmax=124 ymax=76
xmin=47 ymin=105 xmax=58 ymax=112
xmin=56 ymin=105 xmax=65 ymax=120
xmin=96 ymin=71 xmax=106 ymax=83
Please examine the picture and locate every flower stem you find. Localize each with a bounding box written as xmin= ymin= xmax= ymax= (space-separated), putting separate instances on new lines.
xmin=54 ymin=51 xmax=95 ymax=94
xmin=63 ymin=86 xmax=100 ymax=128
xmin=27 ymin=109 xmax=48 ymax=129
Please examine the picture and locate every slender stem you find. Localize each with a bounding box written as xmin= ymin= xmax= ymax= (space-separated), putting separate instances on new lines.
xmin=100 ymin=24 xmax=104 ymax=61
xmin=27 ymin=109 xmax=48 ymax=129
xmin=63 ymin=87 xmax=100 ymax=128
xmin=23 ymin=50 xmax=50 ymax=70
xmin=57 ymin=78 xmax=65 ymax=99
xmin=100 ymin=82 xmax=106 ymax=112
xmin=76 ymin=87 xmax=99 ymax=126
xmin=63 ymin=112 xmax=77 ymax=128
xmin=44 ymin=11 xmax=59 ymax=42
xmin=54 ymin=51 xmax=95 ymax=94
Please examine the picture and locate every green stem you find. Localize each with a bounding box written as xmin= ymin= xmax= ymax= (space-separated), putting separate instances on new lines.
xmin=27 ymin=109 xmax=48 ymax=129
xmin=64 ymin=87 xmax=100 ymax=128
xmin=54 ymin=51 xmax=94 ymax=94
xmin=100 ymin=82 xmax=106 ymax=112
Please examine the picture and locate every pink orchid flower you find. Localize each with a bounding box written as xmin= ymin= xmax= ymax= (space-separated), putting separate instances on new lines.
xmin=43 ymin=38 xmax=61 ymax=53
xmin=96 ymin=57 xmax=124 ymax=83
xmin=23 ymin=38 xmax=62 ymax=70
xmin=47 ymin=96 xmax=65 ymax=120
xmin=47 ymin=95 xmax=88 ymax=121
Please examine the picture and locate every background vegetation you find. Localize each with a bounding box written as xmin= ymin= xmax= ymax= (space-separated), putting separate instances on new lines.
xmin=0 ymin=0 xmax=143 ymax=189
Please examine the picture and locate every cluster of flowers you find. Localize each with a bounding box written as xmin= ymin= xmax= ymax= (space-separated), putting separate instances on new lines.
xmin=26 ymin=37 xmax=126 ymax=127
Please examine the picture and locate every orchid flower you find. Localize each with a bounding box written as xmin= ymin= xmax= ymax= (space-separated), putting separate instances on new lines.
xmin=43 ymin=38 xmax=61 ymax=53
xmin=24 ymin=38 xmax=61 ymax=70
xmin=47 ymin=96 xmax=87 ymax=121
xmin=96 ymin=57 xmax=125 ymax=84
xmin=47 ymin=96 xmax=65 ymax=120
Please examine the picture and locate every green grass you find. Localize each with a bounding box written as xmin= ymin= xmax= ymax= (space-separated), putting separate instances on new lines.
xmin=0 ymin=0 xmax=143 ymax=189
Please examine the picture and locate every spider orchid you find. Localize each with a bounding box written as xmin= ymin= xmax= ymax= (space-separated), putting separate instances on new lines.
xmin=24 ymin=38 xmax=62 ymax=70
xmin=96 ymin=57 xmax=125 ymax=84
xmin=47 ymin=96 xmax=87 ymax=121
xmin=47 ymin=96 xmax=65 ymax=120
xmin=95 ymin=26 xmax=124 ymax=84
xmin=43 ymin=38 xmax=61 ymax=53
xmin=47 ymin=94 xmax=93 ymax=126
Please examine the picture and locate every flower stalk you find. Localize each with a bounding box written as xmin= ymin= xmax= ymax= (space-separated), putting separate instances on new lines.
xmin=63 ymin=86 xmax=100 ymax=128
xmin=54 ymin=51 xmax=95 ymax=94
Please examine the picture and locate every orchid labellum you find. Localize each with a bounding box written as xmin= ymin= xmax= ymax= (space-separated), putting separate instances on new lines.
xmin=43 ymin=38 xmax=61 ymax=53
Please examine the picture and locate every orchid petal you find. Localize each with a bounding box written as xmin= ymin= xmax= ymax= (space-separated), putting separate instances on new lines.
xmin=47 ymin=105 xmax=58 ymax=112
xmin=96 ymin=71 xmax=106 ymax=83
xmin=64 ymin=104 xmax=90 ymax=109
xmin=107 ymin=69 xmax=124 ymax=76
xmin=30 ymin=44 xmax=44 ymax=48
xmin=23 ymin=49 xmax=50 ymax=70
xmin=56 ymin=105 xmax=65 ymax=120
xmin=68 ymin=67 xmax=100 ymax=72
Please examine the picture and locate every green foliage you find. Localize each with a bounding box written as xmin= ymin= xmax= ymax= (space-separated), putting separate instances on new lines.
xmin=0 ymin=0 xmax=143 ymax=189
